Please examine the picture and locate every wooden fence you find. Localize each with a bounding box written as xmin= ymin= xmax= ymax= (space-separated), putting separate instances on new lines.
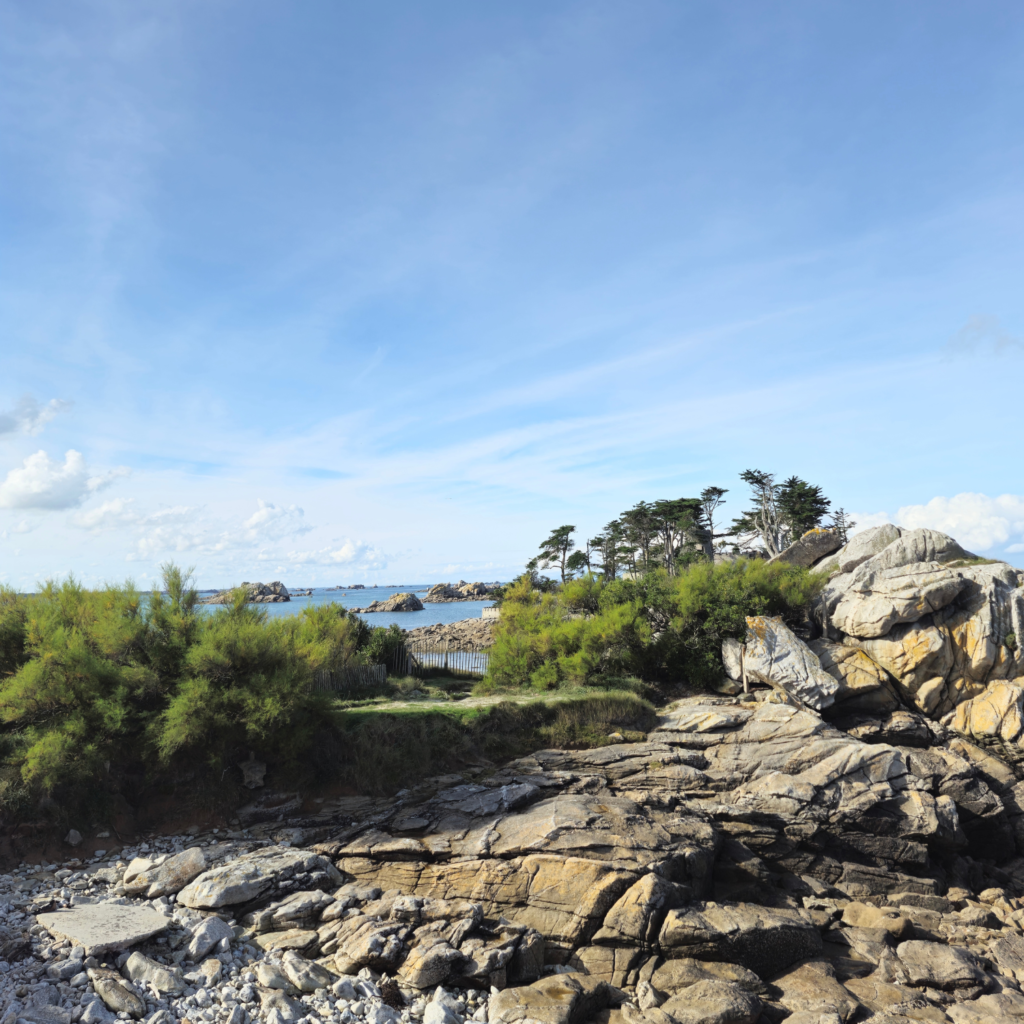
xmin=388 ymin=642 xmax=490 ymax=679
xmin=311 ymin=642 xmax=491 ymax=694
xmin=311 ymin=663 xmax=388 ymax=694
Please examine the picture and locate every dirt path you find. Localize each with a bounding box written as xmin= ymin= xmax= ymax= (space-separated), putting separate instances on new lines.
xmin=340 ymin=692 xmax=548 ymax=712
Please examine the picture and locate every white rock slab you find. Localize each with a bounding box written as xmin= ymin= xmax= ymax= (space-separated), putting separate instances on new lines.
xmin=37 ymin=904 xmax=170 ymax=956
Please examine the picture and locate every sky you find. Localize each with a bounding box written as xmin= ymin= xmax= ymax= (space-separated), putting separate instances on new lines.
xmin=2 ymin=0 xmax=1024 ymax=590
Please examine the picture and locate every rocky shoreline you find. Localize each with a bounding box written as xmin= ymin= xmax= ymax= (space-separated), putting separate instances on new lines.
xmin=7 ymin=525 xmax=1024 ymax=1024
xmin=402 ymin=621 xmax=493 ymax=651
xmin=7 ymin=684 xmax=1024 ymax=1024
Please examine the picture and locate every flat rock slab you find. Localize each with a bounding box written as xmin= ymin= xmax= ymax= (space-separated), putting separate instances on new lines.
xmin=178 ymin=846 xmax=339 ymax=908
xmin=38 ymin=904 xmax=170 ymax=956
xmin=659 ymin=902 xmax=823 ymax=979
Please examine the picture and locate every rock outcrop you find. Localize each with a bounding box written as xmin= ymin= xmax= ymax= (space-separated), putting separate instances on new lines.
xmin=814 ymin=527 xmax=1024 ymax=719
xmin=424 ymin=582 xmax=498 ymax=603
xmin=767 ymin=527 xmax=842 ymax=568
xmin=202 ymin=581 xmax=291 ymax=604
xmin=353 ymin=593 xmax=425 ymax=613
xmin=741 ymin=616 xmax=839 ymax=709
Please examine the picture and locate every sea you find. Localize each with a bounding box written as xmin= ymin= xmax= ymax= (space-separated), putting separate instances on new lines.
xmin=196 ymin=584 xmax=497 ymax=629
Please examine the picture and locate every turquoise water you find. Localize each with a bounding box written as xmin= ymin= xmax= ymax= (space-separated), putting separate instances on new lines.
xmin=197 ymin=584 xmax=495 ymax=629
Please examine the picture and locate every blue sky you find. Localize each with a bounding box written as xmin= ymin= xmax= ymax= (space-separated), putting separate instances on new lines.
xmin=2 ymin=1 xmax=1024 ymax=589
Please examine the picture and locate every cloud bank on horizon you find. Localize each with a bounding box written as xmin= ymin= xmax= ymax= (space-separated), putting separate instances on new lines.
xmin=1 ymin=2 xmax=1024 ymax=588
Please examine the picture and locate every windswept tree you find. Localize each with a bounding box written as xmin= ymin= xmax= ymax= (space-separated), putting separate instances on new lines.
xmin=700 ymin=486 xmax=728 ymax=542
xmin=732 ymin=470 xmax=786 ymax=556
xmin=732 ymin=470 xmax=833 ymax=556
xmin=829 ymin=507 xmax=857 ymax=544
xmin=621 ymin=502 xmax=657 ymax=574
xmin=529 ymin=525 xmax=578 ymax=583
xmin=591 ymin=520 xmax=625 ymax=580
xmin=778 ymin=476 xmax=831 ymax=536
xmin=565 ymin=538 xmax=595 ymax=580
xmin=651 ymin=498 xmax=707 ymax=575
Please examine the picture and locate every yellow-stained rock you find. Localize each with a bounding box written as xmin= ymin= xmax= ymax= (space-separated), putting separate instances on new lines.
xmin=952 ymin=679 xmax=1024 ymax=746
xmin=840 ymin=902 xmax=913 ymax=940
xmin=848 ymin=619 xmax=953 ymax=710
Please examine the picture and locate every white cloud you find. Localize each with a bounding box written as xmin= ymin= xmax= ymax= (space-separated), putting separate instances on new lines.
xmin=893 ymin=493 xmax=1024 ymax=552
xmin=70 ymin=496 xmax=372 ymax=571
xmin=0 ymin=396 xmax=72 ymax=436
xmin=0 ymin=450 xmax=129 ymax=510
xmin=243 ymin=499 xmax=312 ymax=540
xmin=852 ymin=493 xmax=1024 ymax=553
xmin=132 ymin=507 xmax=222 ymax=559
xmin=0 ymin=520 xmax=35 ymax=538
xmin=286 ymin=540 xmax=386 ymax=568
xmin=847 ymin=512 xmax=895 ymax=536
xmin=74 ymin=498 xmax=139 ymax=530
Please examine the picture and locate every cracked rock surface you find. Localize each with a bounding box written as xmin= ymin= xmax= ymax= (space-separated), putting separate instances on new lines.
xmin=5 ymin=687 xmax=1024 ymax=1024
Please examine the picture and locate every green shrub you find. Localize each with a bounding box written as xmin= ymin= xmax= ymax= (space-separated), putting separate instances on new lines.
xmin=363 ymin=623 xmax=406 ymax=665
xmin=0 ymin=567 xmax=366 ymax=805
xmin=483 ymin=559 xmax=824 ymax=692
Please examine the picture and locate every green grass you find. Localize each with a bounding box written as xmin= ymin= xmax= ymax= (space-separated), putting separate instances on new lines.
xmin=315 ymin=690 xmax=657 ymax=795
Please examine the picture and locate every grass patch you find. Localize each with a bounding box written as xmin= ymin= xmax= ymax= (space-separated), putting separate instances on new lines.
xmin=316 ymin=691 xmax=657 ymax=796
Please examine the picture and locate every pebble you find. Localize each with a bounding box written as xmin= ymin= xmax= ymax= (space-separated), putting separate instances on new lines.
xmin=0 ymin=835 xmax=488 ymax=1024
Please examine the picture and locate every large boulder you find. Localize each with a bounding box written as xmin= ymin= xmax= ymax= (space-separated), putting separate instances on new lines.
xmin=592 ymin=872 xmax=690 ymax=947
xmin=487 ymin=973 xmax=611 ymax=1024
xmin=846 ymin=618 xmax=953 ymax=715
xmin=742 ymin=616 xmax=839 ymax=709
xmin=767 ymin=528 xmax=842 ymax=568
xmin=829 ymin=561 xmax=966 ymax=639
xmin=816 ymin=523 xmax=903 ymax=575
xmin=771 ymin=959 xmax=860 ymax=1022
xmin=659 ymin=979 xmax=762 ymax=1024
xmin=816 ymin=529 xmax=974 ymax=637
xmin=895 ymin=939 xmax=986 ymax=990
xmin=937 ymin=563 xmax=1024 ymax=694
xmin=123 ymin=847 xmax=206 ymax=899
xmin=852 ymin=528 xmax=973 ymax=574
xmin=177 ymin=847 xmax=341 ymax=908
xmin=357 ymin=592 xmax=425 ymax=612
xmin=951 ymin=680 xmax=1024 ymax=748
xmin=659 ymin=902 xmax=823 ymax=978
xmin=808 ymin=639 xmax=896 ymax=706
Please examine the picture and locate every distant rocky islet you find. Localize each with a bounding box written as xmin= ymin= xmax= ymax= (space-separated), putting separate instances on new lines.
xmin=201 ymin=580 xmax=500 ymax=613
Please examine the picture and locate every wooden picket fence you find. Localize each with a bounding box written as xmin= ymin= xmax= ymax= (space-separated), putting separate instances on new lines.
xmin=388 ymin=642 xmax=490 ymax=679
xmin=310 ymin=663 xmax=388 ymax=694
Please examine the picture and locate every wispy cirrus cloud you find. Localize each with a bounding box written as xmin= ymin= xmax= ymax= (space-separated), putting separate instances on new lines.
xmin=72 ymin=497 xmax=381 ymax=570
xmin=945 ymin=315 xmax=1023 ymax=357
xmin=0 ymin=396 xmax=72 ymax=436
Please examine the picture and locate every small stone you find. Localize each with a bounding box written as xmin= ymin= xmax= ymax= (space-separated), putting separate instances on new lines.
xmin=187 ymin=916 xmax=233 ymax=961
xmin=92 ymin=978 xmax=146 ymax=1019
xmin=65 ymin=831 xmax=83 ymax=847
